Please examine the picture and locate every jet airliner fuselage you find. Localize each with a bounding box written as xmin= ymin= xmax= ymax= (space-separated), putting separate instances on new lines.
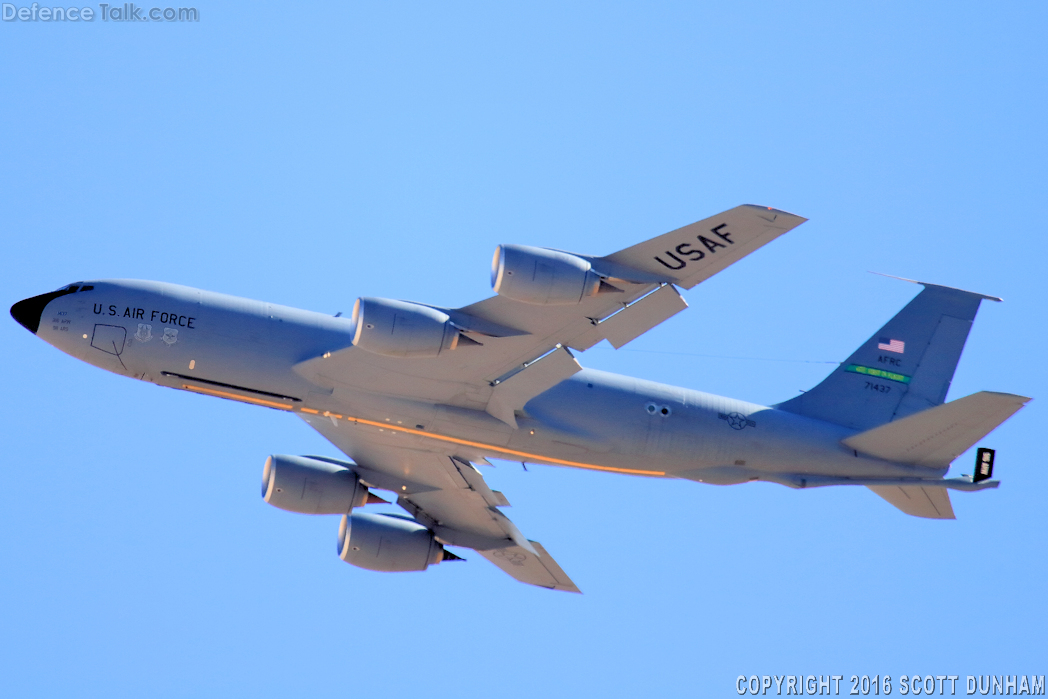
xmin=13 ymin=279 xmax=972 ymax=486
xmin=12 ymin=205 xmax=1026 ymax=591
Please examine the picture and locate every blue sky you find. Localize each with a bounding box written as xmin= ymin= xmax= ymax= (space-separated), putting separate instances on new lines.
xmin=1 ymin=3 xmax=1045 ymax=697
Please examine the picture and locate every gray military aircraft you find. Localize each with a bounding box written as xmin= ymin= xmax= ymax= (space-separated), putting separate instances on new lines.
xmin=11 ymin=205 xmax=1029 ymax=592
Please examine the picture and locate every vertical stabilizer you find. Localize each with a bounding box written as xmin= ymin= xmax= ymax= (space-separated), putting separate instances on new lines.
xmin=777 ymin=280 xmax=1000 ymax=431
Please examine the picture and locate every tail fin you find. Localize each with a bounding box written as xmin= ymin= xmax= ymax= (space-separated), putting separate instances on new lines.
xmin=777 ymin=278 xmax=1000 ymax=431
xmin=843 ymin=391 xmax=1031 ymax=467
xmin=858 ymin=392 xmax=1030 ymax=519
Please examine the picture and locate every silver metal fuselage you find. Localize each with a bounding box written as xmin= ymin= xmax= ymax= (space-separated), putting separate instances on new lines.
xmin=33 ymin=280 xmax=940 ymax=485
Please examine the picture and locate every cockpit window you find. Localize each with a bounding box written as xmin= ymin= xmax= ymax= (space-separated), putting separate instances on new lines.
xmin=66 ymin=285 xmax=80 ymax=292
xmin=80 ymin=285 xmax=94 ymax=291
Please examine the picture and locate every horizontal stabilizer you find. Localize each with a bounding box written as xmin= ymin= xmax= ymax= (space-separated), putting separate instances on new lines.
xmin=478 ymin=541 xmax=581 ymax=593
xmin=842 ymin=391 xmax=1031 ymax=467
xmin=868 ymin=485 xmax=955 ymax=519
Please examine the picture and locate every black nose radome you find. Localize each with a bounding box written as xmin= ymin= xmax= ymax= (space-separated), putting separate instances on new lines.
xmin=10 ymin=288 xmax=77 ymax=335
xmin=11 ymin=296 xmax=48 ymax=334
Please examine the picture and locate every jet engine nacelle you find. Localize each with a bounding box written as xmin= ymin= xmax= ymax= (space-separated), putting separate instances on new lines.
xmin=351 ymin=297 xmax=470 ymax=358
xmin=262 ymin=455 xmax=369 ymax=515
xmin=337 ymin=512 xmax=450 ymax=572
xmin=491 ymin=244 xmax=602 ymax=305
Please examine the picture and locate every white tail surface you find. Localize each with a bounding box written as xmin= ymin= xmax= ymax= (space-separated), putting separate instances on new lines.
xmin=842 ymin=391 xmax=1031 ymax=468
xmin=868 ymin=485 xmax=956 ymax=519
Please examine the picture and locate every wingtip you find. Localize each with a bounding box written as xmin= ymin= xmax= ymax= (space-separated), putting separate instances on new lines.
xmin=742 ymin=204 xmax=808 ymax=222
xmin=546 ymin=582 xmax=582 ymax=593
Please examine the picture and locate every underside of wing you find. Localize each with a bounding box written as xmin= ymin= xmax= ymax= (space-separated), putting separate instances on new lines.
xmin=299 ymin=412 xmax=581 ymax=592
xmin=602 ymin=204 xmax=806 ymax=290
xmin=478 ymin=541 xmax=580 ymax=593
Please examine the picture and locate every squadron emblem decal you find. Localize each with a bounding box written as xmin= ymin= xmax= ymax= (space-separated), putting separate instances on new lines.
xmin=134 ymin=323 xmax=152 ymax=342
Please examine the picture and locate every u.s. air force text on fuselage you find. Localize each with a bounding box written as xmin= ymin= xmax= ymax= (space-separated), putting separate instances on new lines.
xmin=93 ymin=303 xmax=196 ymax=328
xmin=10 ymin=205 xmax=1030 ymax=591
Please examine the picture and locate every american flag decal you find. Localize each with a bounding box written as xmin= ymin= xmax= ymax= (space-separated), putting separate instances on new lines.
xmin=877 ymin=337 xmax=905 ymax=354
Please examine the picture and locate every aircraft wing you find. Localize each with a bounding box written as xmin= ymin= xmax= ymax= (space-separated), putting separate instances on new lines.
xmin=294 ymin=205 xmax=805 ymax=426
xmin=300 ymin=411 xmax=581 ymax=592
xmin=600 ymin=204 xmax=804 ymax=290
